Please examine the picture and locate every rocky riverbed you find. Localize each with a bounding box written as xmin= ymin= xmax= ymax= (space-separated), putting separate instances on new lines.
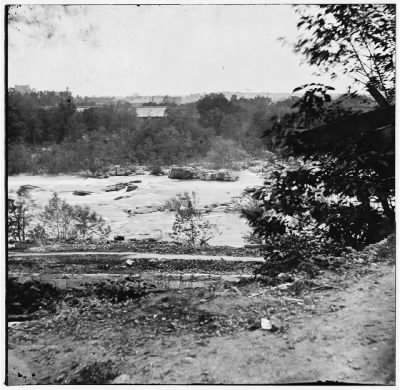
xmin=8 ymin=169 xmax=265 ymax=246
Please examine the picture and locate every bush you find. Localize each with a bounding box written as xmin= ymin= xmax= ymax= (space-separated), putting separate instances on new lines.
xmin=168 ymin=192 xmax=218 ymax=247
xmin=255 ymin=234 xmax=344 ymax=282
xmin=243 ymin=155 xmax=394 ymax=250
xmin=162 ymin=192 xmax=197 ymax=212
xmin=40 ymin=193 xmax=111 ymax=242
xmin=72 ymin=205 xmax=111 ymax=241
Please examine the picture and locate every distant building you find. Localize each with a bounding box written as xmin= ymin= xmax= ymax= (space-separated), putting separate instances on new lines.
xmin=125 ymin=95 xmax=182 ymax=106
xmin=163 ymin=96 xmax=182 ymax=105
xmin=14 ymin=85 xmax=31 ymax=94
xmin=135 ymin=106 xmax=168 ymax=118
xmin=76 ymin=106 xmax=90 ymax=112
xmin=86 ymin=96 xmax=116 ymax=106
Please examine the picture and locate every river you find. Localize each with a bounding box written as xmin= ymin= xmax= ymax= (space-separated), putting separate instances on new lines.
xmin=8 ymin=170 xmax=264 ymax=247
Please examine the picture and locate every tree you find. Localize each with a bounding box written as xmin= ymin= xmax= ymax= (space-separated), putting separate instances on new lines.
xmin=196 ymin=93 xmax=240 ymax=135
xmin=41 ymin=193 xmax=76 ymax=240
xmin=8 ymin=187 xmax=37 ymax=241
xmin=294 ymin=4 xmax=395 ymax=105
xmin=244 ymin=6 xmax=396 ymax=253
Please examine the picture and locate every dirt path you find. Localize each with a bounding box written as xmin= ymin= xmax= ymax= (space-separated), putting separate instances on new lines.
xmin=166 ymin=264 xmax=394 ymax=384
xmin=8 ymin=251 xmax=264 ymax=262
xmin=7 ymin=262 xmax=395 ymax=384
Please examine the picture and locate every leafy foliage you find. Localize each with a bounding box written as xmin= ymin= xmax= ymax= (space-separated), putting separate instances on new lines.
xmin=245 ymin=144 xmax=394 ymax=250
xmin=8 ymin=192 xmax=110 ymax=243
xmin=8 ymin=187 xmax=37 ymax=242
xmin=7 ymin=89 xmax=295 ymax=174
xmin=294 ymin=4 xmax=395 ymax=104
xmin=255 ymin=234 xmax=343 ymax=281
xmin=168 ymin=192 xmax=218 ymax=247
xmin=246 ymin=5 xmax=395 ymax=256
xmin=40 ymin=193 xmax=110 ymax=242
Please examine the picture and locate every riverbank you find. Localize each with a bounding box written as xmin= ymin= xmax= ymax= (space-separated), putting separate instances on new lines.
xmin=7 ymin=236 xmax=395 ymax=384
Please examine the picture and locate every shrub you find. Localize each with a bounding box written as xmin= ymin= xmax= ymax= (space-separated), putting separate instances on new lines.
xmin=244 ymin=157 xmax=394 ymax=250
xmin=40 ymin=193 xmax=111 ymax=242
xmin=163 ymin=192 xmax=198 ymax=212
xmin=254 ymin=234 xmax=343 ymax=282
xmin=72 ymin=205 xmax=111 ymax=241
xmin=168 ymin=192 xmax=218 ymax=247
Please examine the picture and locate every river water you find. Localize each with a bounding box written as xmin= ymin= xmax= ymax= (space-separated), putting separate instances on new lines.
xmin=8 ymin=170 xmax=264 ymax=247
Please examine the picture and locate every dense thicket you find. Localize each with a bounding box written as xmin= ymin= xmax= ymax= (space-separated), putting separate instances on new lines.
xmin=7 ymin=89 xmax=293 ymax=174
xmin=243 ymin=4 xmax=395 ymax=277
xmin=8 ymin=88 xmax=375 ymax=175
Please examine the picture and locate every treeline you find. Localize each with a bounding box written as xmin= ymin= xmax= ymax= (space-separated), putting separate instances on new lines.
xmin=7 ymin=88 xmax=370 ymax=175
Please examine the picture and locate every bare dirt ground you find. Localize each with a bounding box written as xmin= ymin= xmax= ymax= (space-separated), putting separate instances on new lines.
xmin=7 ymin=255 xmax=395 ymax=385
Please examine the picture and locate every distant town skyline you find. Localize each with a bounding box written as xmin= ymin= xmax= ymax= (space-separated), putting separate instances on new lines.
xmin=8 ymin=5 xmax=355 ymax=97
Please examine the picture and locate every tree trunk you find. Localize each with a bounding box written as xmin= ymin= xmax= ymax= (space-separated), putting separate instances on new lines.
xmin=367 ymin=83 xmax=391 ymax=109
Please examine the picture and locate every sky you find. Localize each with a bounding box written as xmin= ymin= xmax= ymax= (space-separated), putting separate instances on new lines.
xmin=8 ymin=4 xmax=353 ymax=97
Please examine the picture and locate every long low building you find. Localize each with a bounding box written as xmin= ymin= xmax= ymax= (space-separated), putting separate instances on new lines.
xmin=135 ymin=106 xmax=168 ymax=118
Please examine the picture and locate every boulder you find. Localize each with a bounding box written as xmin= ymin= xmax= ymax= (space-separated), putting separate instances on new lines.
xmin=126 ymin=184 xmax=138 ymax=192
xmin=105 ymin=183 xmax=127 ymax=192
xmin=105 ymin=165 xmax=132 ymax=176
xmin=216 ymin=169 xmax=239 ymax=182
xmin=73 ymin=190 xmax=93 ymax=196
xmin=115 ymin=167 xmax=132 ymax=176
xmin=114 ymin=195 xmax=131 ymax=200
xmin=168 ymin=167 xmax=198 ymax=180
xmin=197 ymin=170 xmax=217 ymax=181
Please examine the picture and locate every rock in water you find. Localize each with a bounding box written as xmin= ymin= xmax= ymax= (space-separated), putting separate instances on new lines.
xmin=105 ymin=183 xmax=128 ymax=192
xmin=126 ymin=184 xmax=138 ymax=192
xmin=197 ymin=170 xmax=217 ymax=181
xmin=216 ymin=169 xmax=239 ymax=182
xmin=73 ymin=190 xmax=93 ymax=196
xmin=168 ymin=167 xmax=198 ymax=180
